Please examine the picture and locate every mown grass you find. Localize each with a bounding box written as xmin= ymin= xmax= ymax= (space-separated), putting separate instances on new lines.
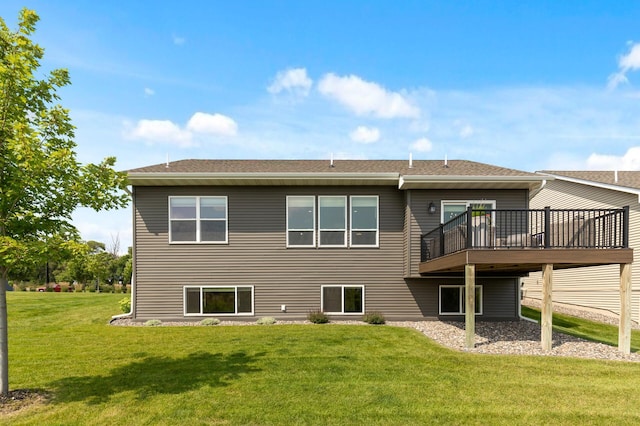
xmin=521 ymin=305 xmax=640 ymax=352
xmin=5 ymin=292 xmax=640 ymax=425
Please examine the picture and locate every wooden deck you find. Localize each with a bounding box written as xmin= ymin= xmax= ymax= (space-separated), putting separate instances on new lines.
xmin=419 ymin=248 xmax=634 ymax=276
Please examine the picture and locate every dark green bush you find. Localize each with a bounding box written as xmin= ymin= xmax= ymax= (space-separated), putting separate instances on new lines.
xmin=362 ymin=311 xmax=386 ymax=325
xmin=307 ymin=310 xmax=329 ymax=324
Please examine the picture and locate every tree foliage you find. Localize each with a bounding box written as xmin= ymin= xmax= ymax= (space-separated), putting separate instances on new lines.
xmin=0 ymin=8 xmax=129 ymax=395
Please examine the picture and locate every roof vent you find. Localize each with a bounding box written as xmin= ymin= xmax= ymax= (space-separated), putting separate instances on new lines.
xmin=166 ymin=153 xmax=169 ymax=168
xmin=409 ymin=152 xmax=413 ymax=169
xmin=330 ymin=153 xmax=335 ymax=168
xmin=615 ymin=170 xmax=618 ymax=183
xmin=444 ymin=155 xmax=449 ymax=168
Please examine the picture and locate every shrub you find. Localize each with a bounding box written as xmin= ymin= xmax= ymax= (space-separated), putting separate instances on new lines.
xmin=144 ymin=319 xmax=162 ymax=327
xmin=200 ymin=318 xmax=220 ymax=326
xmin=362 ymin=311 xmax=386 ymax=325
xmin=307 ymin=310 xmax=329 ymax=324
xmin=256 ymin=316 xmax=277 ymax=325
xmin=118 ymin=297 xmax=131 ymax=313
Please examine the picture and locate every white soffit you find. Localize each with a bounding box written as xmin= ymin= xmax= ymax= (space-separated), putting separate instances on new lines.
xmin=398 ymin=175 xmax=547 ymax=190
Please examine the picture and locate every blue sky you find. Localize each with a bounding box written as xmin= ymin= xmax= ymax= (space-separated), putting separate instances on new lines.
xmin=2 ymin=1 xmax=640 ymax=252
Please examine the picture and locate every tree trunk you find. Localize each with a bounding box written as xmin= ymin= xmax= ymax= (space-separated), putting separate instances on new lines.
xmin=0 ymin=268 xmax=9 ymax=395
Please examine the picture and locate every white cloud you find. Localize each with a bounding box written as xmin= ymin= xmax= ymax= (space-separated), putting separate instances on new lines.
xmin=186 ymin=112 xmax=238 ymax=136
xmin=410 ymin=137 xmax=433 ymax=152
xmin=128 ymin=119 xmax=192 ymax=146
xmin=608 ymin=42 xmax=640 ymax=89
xmin=172 ymin=33 xmax=186 ymax=45
xmin=318 ymin=73 xmax=420 ymax=118
xmin=349 ymin=126 xmax=380 ymax=143
xmin=126 ymin=112 xmax=238 ymax=147
xmin=586 ymin=146 xmax=640 ymax=170
xmin=144 ymin=87 xmax=155 ymax=96
xmin=268 ymin=68 xmax=313 ymax=96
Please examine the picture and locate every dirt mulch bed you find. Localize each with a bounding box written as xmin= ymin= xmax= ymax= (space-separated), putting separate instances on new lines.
xmin=0 ymin=389 xmax=50 ymax=416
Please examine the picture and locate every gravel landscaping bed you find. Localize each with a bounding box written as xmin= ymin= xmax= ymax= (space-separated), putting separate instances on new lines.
xmin=113 ymin=312 xmax=640 ymax=362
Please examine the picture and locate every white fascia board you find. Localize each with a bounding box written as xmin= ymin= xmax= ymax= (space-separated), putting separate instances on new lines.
xmin=127 ymin=172 xmax=400 ymax=185
xmin=398 ymin=175 xmax=547 ymax=189
xmin=539 ymin=172 xmax=640 ymax=203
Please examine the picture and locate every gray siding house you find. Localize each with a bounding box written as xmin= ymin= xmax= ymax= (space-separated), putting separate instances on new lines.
xmin=125 ymin=159 xmax=632 ymax=352
xmin=522 ymin=171 xmax=640 ymax=323
xmin=127 ymin=159 xmax=547 ymax=322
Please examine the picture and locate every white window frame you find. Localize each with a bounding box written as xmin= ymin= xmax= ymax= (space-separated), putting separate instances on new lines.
xmin=169 ymin=196 xmax=228 ymax=244
xmin=286 ymin=195 xmax=316 ymax=247
xmin=441 ymin=200 xmax=496 ymax=224
xmin=349 ymin=195 xmax=379 ymax=248
xmin=438 ymin=285 xmax=483 ymax=316
xmin=321 ymin=285 xmax=365 ymax=315
xmin=318 ymin=196 xmax=347 ymax=247
xmin=183 ymin=285 xmax=254 ymax=316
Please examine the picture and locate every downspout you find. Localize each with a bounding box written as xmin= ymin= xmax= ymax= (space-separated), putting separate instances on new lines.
xmin=528 ymin=179 xmax=547 ymax=200
xmin=111 ymin=185 xmax=135 ymax=321
xmin=518 ymin=277 xmax=537 ymax=323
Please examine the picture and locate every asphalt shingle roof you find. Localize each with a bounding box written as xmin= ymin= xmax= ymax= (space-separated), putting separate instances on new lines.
xmin=540 ymin=170 xmax=640 ymax=191
xmin=129 ymin=159 xmax=538 ymax=177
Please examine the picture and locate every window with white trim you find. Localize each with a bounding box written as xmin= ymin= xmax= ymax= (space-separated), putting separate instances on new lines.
xmin=441 ymin=200 xmax=495 ymax=223
xmin=439 ymin=285 xmax=483 ymax=315
xmin=184 ymin=286 xmax=253 ymax=316
xmin=319 ymin=196 xmax=347 ymax=247
xmin=322 ymin=285 xmax=364 ymax=314
xmin=350 ymin=196 xmax=379 ymax=247
xmin=287 ymin=196 xmax=316 ymax=247
xmin=169 ymin=196 xmax=228 ymax=243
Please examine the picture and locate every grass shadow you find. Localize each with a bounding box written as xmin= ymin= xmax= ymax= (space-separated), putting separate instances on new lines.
xmin=49 ymin=351 xmax=263 ymax=404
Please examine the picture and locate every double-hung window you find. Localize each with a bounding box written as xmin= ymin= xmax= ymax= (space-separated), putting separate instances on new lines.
xmin=169 ymin=196 xmax=228 ymax=243
xmin=439 ymin=285 xmax=483 ymax=315
xmin=287 ymin=195 xmax=379 ymax=247
xmin=319 ymin=196 xmax=347 ymax=247
xmin=322 ymin=285 xmax=364 ymax=314
xmin=350 ymin=196 xmax=379 ymax=247
xmin=184 ymin=286 xmax=253 ymax=316
xmin=287 ymin=196 xmax=315 ymax=247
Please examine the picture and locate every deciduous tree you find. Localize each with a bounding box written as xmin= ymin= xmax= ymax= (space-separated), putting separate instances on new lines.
xmin=0 ymin=9 xmax=128 ymax=395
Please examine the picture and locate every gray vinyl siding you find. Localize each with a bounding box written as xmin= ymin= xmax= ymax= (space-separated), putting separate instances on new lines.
xmin=522 ymin=179 xmax=640 ymax=321
xmin=135 ymin=185 xmax=409 ymax=319
xmin=406 ymin=277 xmax=518 ymax=320
xmin=133 ymin=185 xmax=523 ymax=321
xmin=405 ymin=189 xmax=529 ymax=277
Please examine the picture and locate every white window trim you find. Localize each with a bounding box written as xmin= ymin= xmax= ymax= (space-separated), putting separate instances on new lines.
xmin=286 ymin=195 xmax=316 ymax=247
xmin=169 ymin=196 xmax=228 ymax=244
xmin=183 ymin=285 xmax=254 ymax=316
xmin=349 ymin=195 xmax=379 ymax=248
xmin=321 ymin=285 xmax=365 ymax=315
xmin=441 ymin=200 xmax=496 ymax=224
xmin=438 ymin=285 xmax=483 ymax=316
xmin=318 ymin=195 xmax=347 ymax=248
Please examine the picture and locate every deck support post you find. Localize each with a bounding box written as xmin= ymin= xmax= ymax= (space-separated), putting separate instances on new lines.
xmin=619 ymin=263 xmax=632 ymax=355
xmin=465 ymin=263 xmax=476 ymax=349
xmin=541 ymin=263 xmax=553 ymax=351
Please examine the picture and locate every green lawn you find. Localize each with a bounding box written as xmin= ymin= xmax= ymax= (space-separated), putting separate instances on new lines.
xmin=521 ymin=305 xmax=640 ymax=352
xmin=5 ymin=292 xmax=640 ymax=425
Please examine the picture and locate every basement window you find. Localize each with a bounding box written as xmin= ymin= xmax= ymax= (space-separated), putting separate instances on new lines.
xmin=439 ymin=285 xmax=483 ymax=315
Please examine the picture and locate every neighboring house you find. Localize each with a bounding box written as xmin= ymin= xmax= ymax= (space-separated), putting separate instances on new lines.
xmin=522 ymin=171 xmax=640 ymax=323
xmin=125 ymin=159 xmax=633 ymax=351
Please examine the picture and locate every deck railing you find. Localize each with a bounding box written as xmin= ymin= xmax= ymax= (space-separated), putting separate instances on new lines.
xmin=420 ymin=206 xmax=629 ymax=262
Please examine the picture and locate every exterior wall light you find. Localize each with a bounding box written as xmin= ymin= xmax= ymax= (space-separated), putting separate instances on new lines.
xmin=428 ymin=202 xmax=437 ymax=215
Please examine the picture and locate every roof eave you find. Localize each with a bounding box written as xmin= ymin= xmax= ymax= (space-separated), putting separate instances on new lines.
xmin=399 ymin=175 xmax=548 ymax=190
xmin=127 ymin=172 xmax=401 ymax=186
xmin=538 ymin=172 xmax=640 ymax=201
